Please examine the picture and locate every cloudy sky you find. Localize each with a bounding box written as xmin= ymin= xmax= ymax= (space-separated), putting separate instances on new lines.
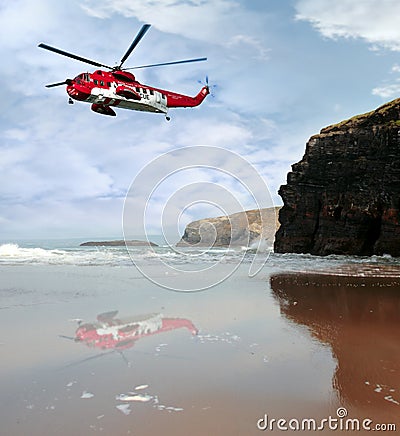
xmin=1 ymin=0 xmax=400 ymax=239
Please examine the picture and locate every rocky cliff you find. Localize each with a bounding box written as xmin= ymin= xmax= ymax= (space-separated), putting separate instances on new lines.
xmin=274 ymin=98 xmax=400 ymax=256
xmin=177 ymin=207 xmax=279 ymax=247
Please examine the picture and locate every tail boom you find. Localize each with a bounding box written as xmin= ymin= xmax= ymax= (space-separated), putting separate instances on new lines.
xmin=166 ymin=86 xmax=209 ymax=108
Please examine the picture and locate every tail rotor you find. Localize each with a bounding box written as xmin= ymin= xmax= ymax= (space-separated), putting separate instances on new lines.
xmin=198 ymin=75 xmax=216 ymax=96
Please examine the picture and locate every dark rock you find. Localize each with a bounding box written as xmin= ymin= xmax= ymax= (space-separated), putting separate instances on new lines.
xmin=177 ymin=207 xmax=280 ymax=247
xmin=80 ymin=240 xmax=157 ymax=247
xmin=274 ymin=98 xmax=400 ymax=256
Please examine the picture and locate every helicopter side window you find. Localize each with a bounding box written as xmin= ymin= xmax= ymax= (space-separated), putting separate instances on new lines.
xmin=136 ymin=87 xmax=140 ymax=92
xmin=161 ymin=93 xmax=166 ymax=99
xmin=100 ymin=80 xmax=104 ymax=86
xmin=143 ymin=89 xmax=147 ymax=94
xmin=94 ymin=79 xmax=98 ymax=85
xmin=150 ymin=89 xmax=154 ymax=95
xmin=107 ymin=82 xmax=111 ymax=87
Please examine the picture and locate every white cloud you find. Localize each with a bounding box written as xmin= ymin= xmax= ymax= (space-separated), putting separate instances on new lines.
xmin=81 ymin=0 xmax=257 ymax=44
xmin=226 ymin=34 xmax=270 ymax=61
xmin=372 ymin=82 xmax=400 ymax=99
xmin=372 ymin=62 xmax=400 ymax=99
xmin=0 ymin=0 xmax=58 ymax=48
xmin=0 ymin=198 xmax=125 ymax=239
xmin=295 ymin=0 xmax=400 ymax=51
xmin=175 ymin=118 xmax=253 ymax=147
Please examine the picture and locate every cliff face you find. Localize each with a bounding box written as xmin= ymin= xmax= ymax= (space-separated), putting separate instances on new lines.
xmin=177 ymin=207 xmax=279 ymax=247
xmin=274 ymin=99 xmax=400 ymax=256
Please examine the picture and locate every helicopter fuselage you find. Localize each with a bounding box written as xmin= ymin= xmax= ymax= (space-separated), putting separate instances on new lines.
xmin=67 ymin=69 xmax=209 ymax=117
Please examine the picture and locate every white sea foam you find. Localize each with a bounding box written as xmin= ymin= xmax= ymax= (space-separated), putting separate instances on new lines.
xmin=0 ymin=243 xmax=131 ymax=266
xmin=0 ymin=242 xmax=256 ymax=267
xmin=134 ymin=384 xmax=149 ymax=391
xmin=116 ymin=404 xmax=131 ymax=415
xmin=1 ymin=242 xmax=400 ymax=272
xmin=116 ymin=393 xmax=152 ymax=402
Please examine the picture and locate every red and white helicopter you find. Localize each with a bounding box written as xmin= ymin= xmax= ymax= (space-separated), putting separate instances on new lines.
xmin=39 ymin=24 xmax=209 ymax=120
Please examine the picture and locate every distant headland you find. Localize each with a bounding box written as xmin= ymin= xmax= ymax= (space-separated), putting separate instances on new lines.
xmin=177 ymin=207 xmax=280 ymax=247
xmin=80 ymin=240 xmax=158 ymax=247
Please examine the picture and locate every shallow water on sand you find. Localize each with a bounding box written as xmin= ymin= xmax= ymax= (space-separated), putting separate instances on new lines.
xmin=0 ymin=254 xmax=399 ymax=435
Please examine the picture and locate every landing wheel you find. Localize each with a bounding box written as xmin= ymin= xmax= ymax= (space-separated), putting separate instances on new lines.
xmin=166 ymin=116 xmax=171 ymax=121
xmin=68 ymin=98 xmax=74 ymax=105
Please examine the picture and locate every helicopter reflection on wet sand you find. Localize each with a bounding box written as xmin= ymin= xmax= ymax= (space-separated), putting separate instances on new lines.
xmin=69 ymin=311 xmax=198 ymax=354
xmin=270 ymin=269 xmax=400 ymax=426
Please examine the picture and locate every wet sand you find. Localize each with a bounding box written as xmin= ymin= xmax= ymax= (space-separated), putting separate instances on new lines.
xmin=271 ymin=271 xmax=400 ymax=431
xmin=0 ymin=263 xmax=399 ymax=435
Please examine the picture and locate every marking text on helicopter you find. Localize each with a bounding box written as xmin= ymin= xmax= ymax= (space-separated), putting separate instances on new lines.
xmin=39 ymin=24 xmax=209 ymax=119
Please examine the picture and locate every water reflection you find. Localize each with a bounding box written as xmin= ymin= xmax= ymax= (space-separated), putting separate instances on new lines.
xmin=73 ymin=311 xmax=198 ymax=351
xmin=270 ymin=272 xmax=400 ymax=422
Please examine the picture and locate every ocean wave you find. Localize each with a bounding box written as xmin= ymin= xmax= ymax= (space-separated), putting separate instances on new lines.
xmin=0 ymin=243 xmax=131 ymax=266
xmin=0 ymin=243 xmax=252 ymax=267
xmin=3 ymin=242 xmax=397 ymax=271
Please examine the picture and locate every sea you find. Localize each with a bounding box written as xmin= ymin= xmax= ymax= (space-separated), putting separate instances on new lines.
xmin=0 ymin=237 xmax=399 ymax=435
xmin=1 ymin=236 xmax=400 ymax=270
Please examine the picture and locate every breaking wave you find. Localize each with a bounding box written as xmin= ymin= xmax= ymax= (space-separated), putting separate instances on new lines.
xmin=1 ymin=242 xmax=399 ymax=274
xmin=0 ymin=242 xmax=268 ymax=267
xmin=0 ymin=243 xmax=132 ymax=266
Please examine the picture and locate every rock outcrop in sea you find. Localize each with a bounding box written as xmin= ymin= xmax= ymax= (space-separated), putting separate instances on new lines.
xmin=274 ymin=99 xmax=400 ymax=256
xmin=80 ymin=240 xmax=157 ymax=247
xmin=177 ymin=207 xmax=279 ymax=247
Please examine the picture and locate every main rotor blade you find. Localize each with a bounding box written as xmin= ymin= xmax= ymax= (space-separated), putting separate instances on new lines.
xmin=45 ymin=79 xmax=72 ymax=88
xmin=118 ymin=24 xmax=151 ymax=68
xmin=64 ymin=350 xmax=116 ymax=368
xmin=38 ymin=43 xmax=112 ymax=69
xmin=126 ymin=57 xmax=207 ymax=70
xmin=59 ymin=335 xmax=76 ymax=341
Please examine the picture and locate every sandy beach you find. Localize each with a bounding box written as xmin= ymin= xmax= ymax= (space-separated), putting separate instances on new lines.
xmin=1 ymin=250 xmax=399 ymax=435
